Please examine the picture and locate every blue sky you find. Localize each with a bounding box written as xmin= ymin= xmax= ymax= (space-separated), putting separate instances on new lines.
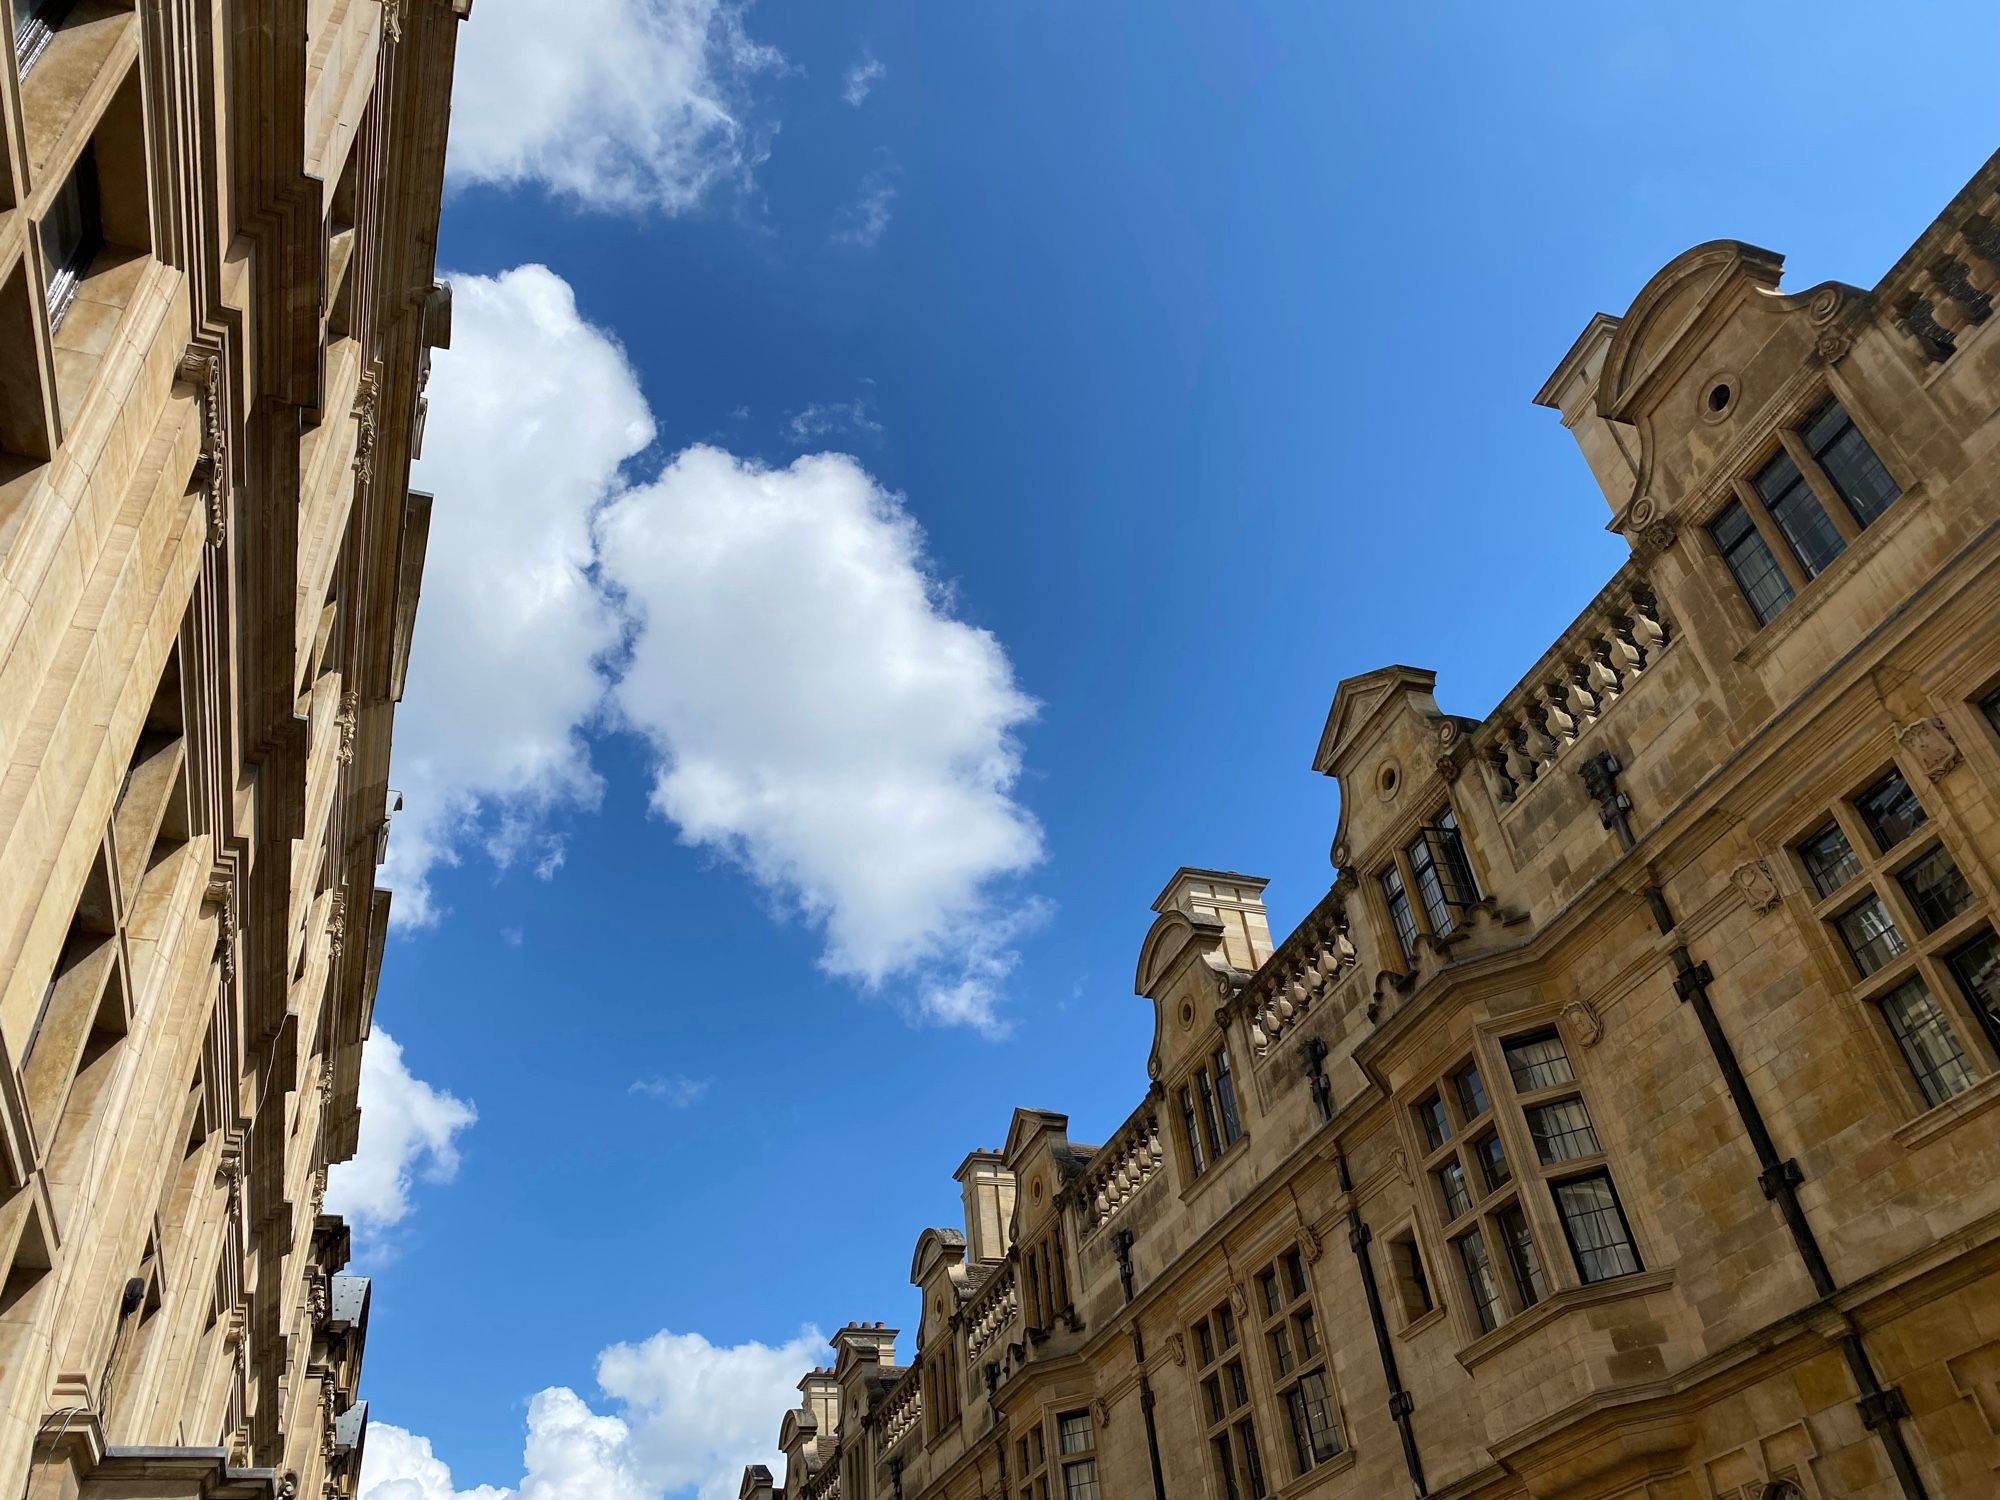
xmin=344 ymin=4 xmax=2000 ymax=1497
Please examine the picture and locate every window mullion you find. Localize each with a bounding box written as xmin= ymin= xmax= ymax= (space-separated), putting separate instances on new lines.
xmin=1778 ymin=428 xmax=1862 ymax=544
xmin=1733 ymin=477 xmax=1810 ymax=592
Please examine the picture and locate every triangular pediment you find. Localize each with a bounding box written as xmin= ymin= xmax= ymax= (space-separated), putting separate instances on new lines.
xmin=1314 ymin=666 xmax=1436 ymax=777
xmin=1002 ymin=1107 xmax=1069 ymax=1167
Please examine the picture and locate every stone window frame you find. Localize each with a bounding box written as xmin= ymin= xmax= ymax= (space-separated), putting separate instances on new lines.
xmin=1053 ymin=1408 xmax=1099 ymax=1500
xmin=1787 ymin=759 xmax=2000 ymax=1113
xmin=1012 ymin=1410 xmax=1049 ymax=1500
xmin=1189 ymin=1295 xmax=1270 ymax=1500
xmin=1174 ymin=1040 xmax=1246 ymax=1188
xmin=1250 ymin=1244 xmax=1346 ymax=1481
xmin=1373 ymin=797 xmax=1482 ymax=963
xmin=1382 ymin=1219 xmax=1440 ymax=1333
xmin=1703 ymin=391 xmax=1904 ymax=631
xmin=1405 ymin=1024 xmax=1644 ymax=1345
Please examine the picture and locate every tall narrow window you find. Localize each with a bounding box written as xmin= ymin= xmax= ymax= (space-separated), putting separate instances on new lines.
xmin=1798 ymin=822 xmax=1862 ymax=897
xmin=1879 ymin=978 xmax=1976 ymax=1107
xmin=1381 ymin=865 xmax=1416 ymax=961
xmin=1193 ymin=1301 xmax=1266 ymax=1500
xmin=1801 ymin=398 xmax=1900 ymax=526
xmin=1552 ymin=1172 xmax=1643 ymax=1283
xmin=1056 ymin=1410 xmax=1098 ymax=1500
xmin=1212 ymin=1047 xmax=1242 ymax=1148
xmin=1407 ymin=809 xmax=1481 ymax=939
xmin=1257 ymin=1248 xmax=1341 ymax=1478
xmin=1711 ymin=500 xmax=1794 ymax=625
xmin=1753 ymin=449 xmax=1845 ymax=579
xmin=1456 ymin=1233 xmax=1503 ymax=1333
xmin=1180 ymin=1085 xmax=1207 ymax=1179
xmin=39 ymin=147 xmax=102 ymax=330
xmin=1855 ymin=770 xmax=1927 ymax=852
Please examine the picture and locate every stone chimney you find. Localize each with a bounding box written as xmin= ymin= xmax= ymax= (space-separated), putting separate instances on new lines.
xmin=831 ymin=1322 xmax=898 ymax=1372
xmin=1151 ymin=868 xmax=1274 ymax=971
xmin=1533 ymin=312 xmax=1640 ymax=515
xmin=955 ymin=1150 xmax=1016 ymax=1265
xmin=800 ymin=1368 xmax=840 ymax=1442
xmin=738 ymin=1465 xmax=776 ymax=1500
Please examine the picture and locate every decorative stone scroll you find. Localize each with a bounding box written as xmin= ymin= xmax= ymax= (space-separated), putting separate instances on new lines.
xmin=1559 ymin=998 xmax=1605 ymax=1050
xmin=180 ymin=346 xmax=228 ymax=546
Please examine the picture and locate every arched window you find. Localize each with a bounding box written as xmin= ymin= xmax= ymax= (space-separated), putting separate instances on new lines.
xmin=1763 ymin=1481 xmax=1806 ymax=1500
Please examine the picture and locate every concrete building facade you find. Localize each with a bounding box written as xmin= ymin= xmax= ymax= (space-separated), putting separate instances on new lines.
xmin=0 ymin=1 xmax=463 ymax=1497
xmin=749 ymin=153 xmax=2000 ymax=1500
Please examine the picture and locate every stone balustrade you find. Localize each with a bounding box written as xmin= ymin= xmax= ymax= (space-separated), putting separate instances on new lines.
xmin=1475 ymin=577 xmax=1670 ymax=805
xmin=1890 ymin=188 xmax=2000 ymax=362
xmin=1240 ymin=890 xmax=1356 ymax=1059
xmin=1078 ymin=1103 xmax=1165 ymax=1237
xmin=965 ymin=1257 xmax=1017 ymax=1361
xmin=802 ymin=1459 xmax=842 ymax=1500
xmin=873 ymin=1363 xmax=922 ymax=1459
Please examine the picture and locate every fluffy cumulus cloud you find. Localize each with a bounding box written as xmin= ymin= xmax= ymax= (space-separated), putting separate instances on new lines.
xmin=384 ymin=265 xmax=652 ymax=925
xmin=597 ymin=448 xmax=1044 ymax=1031
xmin=359 ymin=1329 xmax=823 ymax=1500
xmin=392 ymin=266 xmax=1043 ymax=1030
xmin=326 ymin=1031 xmax=476 ymax=1242
xmin=447 ymin=0 xmax=781 ymax=213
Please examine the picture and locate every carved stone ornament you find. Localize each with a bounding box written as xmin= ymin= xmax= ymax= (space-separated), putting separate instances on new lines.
xmin=1638 ymin=516 xmax=1682 ymax=559
xmin=1391 ymin=1147 xmax=1411 ymax=1185
xmin=1229 ymin=1283 xmax=1248 ymax=1317
xmin=328 ymin=889 xmax=348 ymax=961
xmin=1897 ymin=716 xmax=1960 ymax=779
xmin=1558 ymin=998 xmax=1605 ymax=1050
xmin=278 ymin=1474 xmax=300 ymax=1500
xmin=1815 ymin=326 xmax=1853 ymax=364
xmin=1330 ymin=840 xmax=1351 ymax=871
xmin=1806 ymin=285 xmax=1845 ymax=325
xmin=382 ymin=0 xmax=404 ymax=42
xmin=1433 ymin=752 xmax=1460 ymax=784
xmin=180 ymin=346 xmax=228 ymax=546
xmin=1165 ymin=1331 xmax=1186 ymax=1367
xmin=1730 ymin=858 xmax=1783 ymax=914
xmin=1628 ymin=495 xmax=1658 ymax=528
xmin=352 ymin=371 xmax=381 ymax=483
xmin=336 ymin=689 xmax=359 ymax=765
xmin=1091 ymin=1396 xmax=1110 ymax=1431
xmin=1299 ymin=1223 xmax=1324 ymax=1264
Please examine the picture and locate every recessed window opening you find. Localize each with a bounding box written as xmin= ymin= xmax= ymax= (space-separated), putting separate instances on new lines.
xmin=13 ymin=0 xmax=76 ymax=77
xmin=40 ymin=145 xmax=101 ymax=330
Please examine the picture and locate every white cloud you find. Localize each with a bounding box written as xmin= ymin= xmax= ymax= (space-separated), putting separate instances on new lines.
xmin=596 ymin=447 xmax=1044 ymax=1031
xmin=384 ymin=265 xmax=652 ymax=925
xmin=360 ymin=1329 xmax=824 ymax=1500
xmin=833 ymin=169 xmax=897 ymax=249
xmin=390 ymin=264 xmax=1043 ymax=1030
xmin=629 ymin=1075 xmax=711 ymax=1107
xmin=841 ymin=53 xmax=885 ymax=107
xmin=326 ymin=1031 xmax=477 ymax=1242
xmin=786 ymin=398 xmax=881 ymax=443
xmin=447 ymin=0 xmax=781 ymax=214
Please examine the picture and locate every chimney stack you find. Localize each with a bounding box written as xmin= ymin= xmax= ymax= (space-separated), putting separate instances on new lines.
xmin=1151 ymin=869 xmax=1274 ymax=972
xmin=955 ymin=1150 xmax=1016 ymax=1264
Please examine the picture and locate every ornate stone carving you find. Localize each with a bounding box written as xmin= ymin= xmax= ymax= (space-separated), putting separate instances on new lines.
xmin=1299 ymin=1223 xmax=1323 ymax=1264
xmin=1164 ymin=1331 xmax=1186 ymax=1367
xmin=1731 ymin=858 xmax=1783 ymax=914
xmin=1897 ymin=716 xmax=1960 ymax=778
xmin=309 ymin=1164 xmax=328 ymax=1220
xmin=382 ymin=0 xmax=404 ymax=42
xmin=1330 ymin=840 xmax=1351 ymax=870
xmin=1090 ymin=1396 xmax=1110 ymax=1431
xmin=352 ymin=371 xmax=381 ymax=482
xmin=1634 ymin=515 xmax=1681 ymax=561
xmin=1806 ymin=285 xmax=1844 ymax=325
xmin=1391 ymin=1147 xmax=1411 ymax=1185
xmin=328 ymin=889 xmax=348 ymax=962
xmin=1814 ymin=326 xmax=1853 ymax=364
xmin=1228 ymin=1283 xmax=1248 ymax=1317
xmin=1559 ymin=998 xmax=1604 ymax=1049
xmin=336 ymin=689 xmax=359 ymax=765
xmin=180 ymin=346 xmax=228 ymax=546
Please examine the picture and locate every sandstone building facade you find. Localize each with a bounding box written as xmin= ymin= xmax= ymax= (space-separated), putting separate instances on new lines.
xmin=747 ymin=154 xmax=2000 ymax=1500
xmin=0 ymin=1 xmax=462 ymax=1497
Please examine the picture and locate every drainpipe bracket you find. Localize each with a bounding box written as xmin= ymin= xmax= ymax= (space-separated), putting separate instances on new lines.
xmin=1758 ymin=1158 xmax=1805 ymax=1201
xmin=1858 ymin=1386 xmax=1911 ymax=1430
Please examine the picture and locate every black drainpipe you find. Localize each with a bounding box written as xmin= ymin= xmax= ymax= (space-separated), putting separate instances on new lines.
xmin=1585 ymin=752 xmax=1929 ymax=1500
xmin=1116 ymin=1230 xmax=1170 ymax=1500
xmin=1334 ymin=1149 xmax=1427 ymax=1496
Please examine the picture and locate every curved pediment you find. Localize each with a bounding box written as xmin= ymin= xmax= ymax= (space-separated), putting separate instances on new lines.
xmin=1599 ymin=240 xmax=1784 ymax=422
xmin=908 ymin=1226 xmax=966 ymax=1286
xmin=1133 ymin=908 xmax=1221 ymax=998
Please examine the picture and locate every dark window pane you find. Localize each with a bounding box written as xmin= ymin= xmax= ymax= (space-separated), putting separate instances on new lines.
xmin=1711 ymin=500 xmax=1794 ymax=625
xmin=1214 ymin=1048 xmax=1242 ymax=1146
xmin=1218 ymin=1304 xmax=1237 ymax=1349
xmin=1196 ymin=1320 xmax=1214 ymax=1367
xmin=1433 ymin=808 xmax=1481 ymax=906
xmin=39 ymin=147 xmax=101 ymax=330
xmin=1802 ymin=399 xmax=1900 ymax=526
xmin=1181 ymin=1087 xmax=1207 ymax=1177
xmin=1799 ymin=822 xmax=1861 ymax=898
xmin=1228 ymin=1360 xmax=1248 ymax=1407
xmin=1062 ymin=1459 xmax=1099 ymax=1500
xmin=1475 ymin=1130 xmax=1511 ymax=1191
xmin=1408 ymin=830 xmax=1454 ymax=937
xmin=1497 ymin=1203 xmax=1548 ymax=1308
xmin=1553 ymin=1173 xmax=1643 ymax=1282
xmin=1268 ymin=1323 xmax=1293 ymax=1377
xmin=1283 ymin=1250 xmax=1307 ymax=1302
xmin=1415 ymin=1093 xmax=1450 ymax=1151
xmin=1402 ymin=1240 xmax=1433 ymax=1313
xmin=1948 ymin=930 xmax=2000 ymax=1034
xmin=1880 ymin=977 xmax=1977 ymax=1108
xmin=1984 ymin=686 xmax=2000 ymax=737
xmin=1836 ymin=896 xmax=1907 ymax=977
xmin=1456 ymin=1233 xmax=1503 ymax=1333
xmin=1856 ymin=771 xmax=1927 ymax=851
xmin=1204 ymin=1375 xmax=1224 ymax=1423
xmin=1196 ymin=1068 xmax=1224 ymax=1158
xmin=1284 ymin=1370 xmax=1341 ymax=1473
xmin=1898 ymin=846 xmax=1974 ymax=933
xmin=1527 ymin=1097 xmax=1601 ymax=1164
xmin=1754 ymin=450 xmax=1846 ymax=579
xmin=1504 ymin=1031 xmax=1575 ymax=1093
xmin=1381 ymin=866 xmax=1416 ymax=960
xmin=1211 ymin=1437 xmax=1240 ymax=1500
xmin=1437 ymin=1160 xmax=1472 ymax=1221
xmin=1258 ymin=1269 xmax=1280 ymax=1320
xmin=1238 ymin=1419 xmax=1266 ymax=1499
xmin=1293 ymin=1306 xmax=1318 ymax=1358
xmin=1453 ymin=1061 xmax=1489 ymax=1120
